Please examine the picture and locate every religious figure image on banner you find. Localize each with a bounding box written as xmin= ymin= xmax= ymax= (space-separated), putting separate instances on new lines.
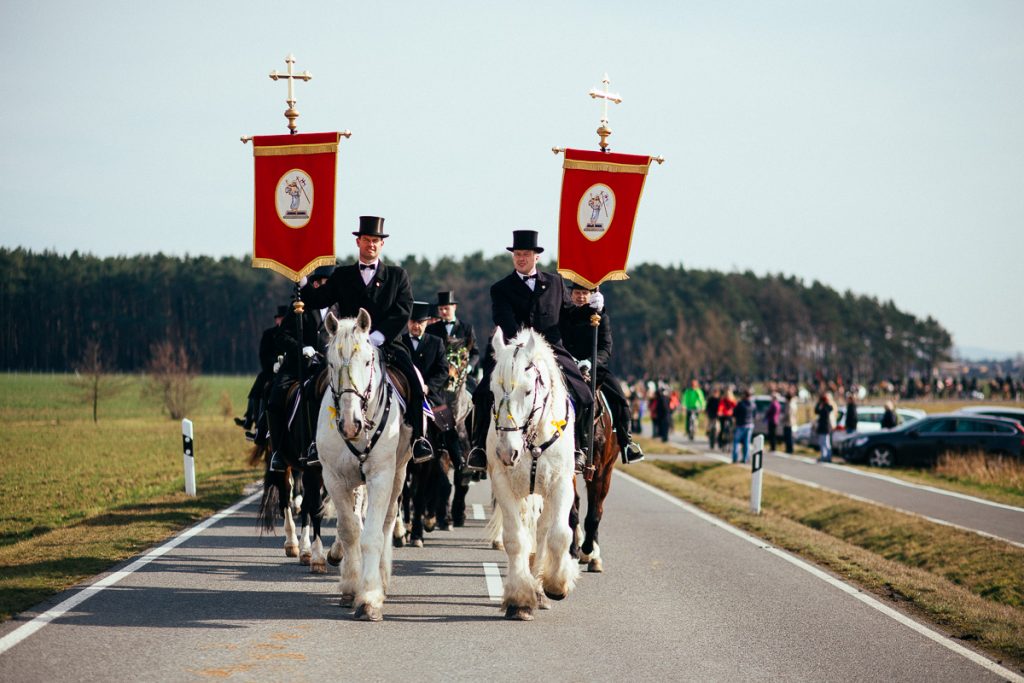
xmin=251 ymin=132 xmax=341 ymax=281
xmin=557 ymin=148 xmax=653 ymax=289
xmin=276 ymin=170 xmax=313 ymax=227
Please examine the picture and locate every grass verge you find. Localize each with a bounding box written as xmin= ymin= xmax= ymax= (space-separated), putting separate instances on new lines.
xmin=626 ymin=460 xmax=1024 ymax=670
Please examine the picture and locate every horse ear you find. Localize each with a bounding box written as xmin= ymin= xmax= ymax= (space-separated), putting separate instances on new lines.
xmin=492 ymin=327 xmax=506 ymax=354
xmin=325 ymin=311 xmax=340 ymax=337
xmin=356 ymin=308 xmax=372 ymax=333
xmin=523 ymin=330 xmax=537 ymax=355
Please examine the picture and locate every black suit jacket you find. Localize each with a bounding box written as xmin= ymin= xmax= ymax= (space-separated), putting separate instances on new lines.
xmin=425 ymin=318 xmax=479 ymax=368
xmin=490 ymin=270 xmax=573 ymax=346
xmin=402 ymin=332 xmax=449 ymax=404
xmin=258 ymin=325 xmax=280 ymax=375
xmin=300 ymin=261 xmax=413 ymax=358
xmin=275 ymin=307 xmax=326 ymax=376
xmin=559 ymin=305 xmax=612 ymax=370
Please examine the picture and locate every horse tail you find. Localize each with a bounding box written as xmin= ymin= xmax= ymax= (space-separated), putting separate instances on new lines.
xmin=257 ymin=467 xmax=286 ymax=533
xmin=248 ymin=441 xmax=269 ymax=469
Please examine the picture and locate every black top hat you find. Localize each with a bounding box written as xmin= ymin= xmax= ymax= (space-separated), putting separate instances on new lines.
xmin=310 ymin=264 xmax=335 ymax=281
xmin=409 ymin=301 xmax=432 ymax=322
xmin=567 ymin=280 xmax=596 ymax=292
xmin=353 ymin=215 xmax=389 ymax=238
xmin=436 ymin=291 xmax=458 ymax=306
xmin=507 ymin=229 xmax=544 ymax=254
xmin=275 ymin=305 xmax=289 ymax=318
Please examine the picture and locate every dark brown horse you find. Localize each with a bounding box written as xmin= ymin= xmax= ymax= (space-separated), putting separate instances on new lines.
xmin=568 ymin=390 xmax=618 ymax=572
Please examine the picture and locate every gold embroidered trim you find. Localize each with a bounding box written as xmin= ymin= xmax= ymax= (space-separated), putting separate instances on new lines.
xmin=251 ymin=255 xmax=336 ymax=282
xmin=562 ymin=159 xmax=649 ymax=175
xmin=556 ymin=268 xmax=630 ymax=290
xmin=254 ymin=143 xmax=339 ymax=157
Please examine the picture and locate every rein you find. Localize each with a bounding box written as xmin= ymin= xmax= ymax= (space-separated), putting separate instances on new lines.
xmin=329 ymin=340 xmax=393 ymax=482
xmin=492 ymin=345 xmax=570 ymax=494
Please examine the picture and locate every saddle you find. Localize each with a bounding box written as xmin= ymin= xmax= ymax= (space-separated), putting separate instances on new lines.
xmin=284 ymin=367 xmax=330 ymax=431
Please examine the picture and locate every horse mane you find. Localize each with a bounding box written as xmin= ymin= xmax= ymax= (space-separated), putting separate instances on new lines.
xmin=502 ymin=328 xmax=567 ymax=397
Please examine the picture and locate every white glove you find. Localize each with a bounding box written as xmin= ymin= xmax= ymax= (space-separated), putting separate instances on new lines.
xmin=273 ymin=360 xmax=281 ymax=373
xmin=369 ymin=330 xmax=386 ymax=347
xmin=578 ymin=359 xmax=592 ymax=373
xmin=299 ymin=276 xmax=308 ymax=287
xmin=302 ymin=345 xmax=316 ymax=359
xmin=589 ymin=291 xmax=605 ymax=309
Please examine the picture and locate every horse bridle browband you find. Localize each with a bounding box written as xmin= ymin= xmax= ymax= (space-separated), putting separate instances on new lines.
xmin=492 ymin=344 xmax=570 ymax=493
xmin=329 ymin=340 xmax=393 ymax=482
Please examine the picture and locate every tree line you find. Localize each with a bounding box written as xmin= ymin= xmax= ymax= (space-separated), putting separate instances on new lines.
xmin=0 ymin=247 xmax=951 ymax=384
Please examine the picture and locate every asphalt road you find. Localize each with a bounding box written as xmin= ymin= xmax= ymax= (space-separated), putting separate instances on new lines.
xmin=663 ymin=432 xmax=1024 ymax=547
xmin=0 ymin=472 xmax=1019 ymax=682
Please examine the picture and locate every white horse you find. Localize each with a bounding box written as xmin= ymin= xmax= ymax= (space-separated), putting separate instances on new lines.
xmin=317 ymin=309 xmax=412 ymax=621
xmin=487 ymin=327 xmax=580 ymax=620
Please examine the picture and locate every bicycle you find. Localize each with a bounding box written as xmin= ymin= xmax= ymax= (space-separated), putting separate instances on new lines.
xmin=686 ymin=409 xmax=700 ymax=441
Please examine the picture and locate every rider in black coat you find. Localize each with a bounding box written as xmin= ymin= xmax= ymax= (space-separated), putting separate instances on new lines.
xmin=424 ymin=290 xmax=479 ymax=391
xmin=236 ymin=305 xmax=287 ymax=433
xmin=466 ymin=230 xmax=594 ymax=473
xmin=559 ymin=282 xmax=644 ymax=463
xmin=299 ymin=216 xmax=433 ymax=463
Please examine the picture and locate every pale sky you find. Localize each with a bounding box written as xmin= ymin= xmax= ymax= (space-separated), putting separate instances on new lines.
xmin=2 ymin=1 xmax=1022 ymax=355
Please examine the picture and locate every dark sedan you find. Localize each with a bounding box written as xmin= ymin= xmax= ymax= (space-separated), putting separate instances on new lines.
xmin=839 ymin=413 xmax=1024 ymax=467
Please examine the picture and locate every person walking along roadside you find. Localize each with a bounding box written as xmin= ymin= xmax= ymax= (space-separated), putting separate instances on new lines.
xmin=815 ymin=392 xmax=836 ymax=463
xmin=764 ymin=393 xmax=780 ymax=452
xmin=732 ymin=389 xmax=755 ymax=464
xmin=781 ymin=390 xmax=798 ymax=454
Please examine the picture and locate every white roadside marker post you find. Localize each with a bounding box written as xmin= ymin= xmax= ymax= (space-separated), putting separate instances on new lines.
xmin=750 ymin=434 xmax=764 ymax=514
xmin=182 ymin=418 xmax=196 ymax=497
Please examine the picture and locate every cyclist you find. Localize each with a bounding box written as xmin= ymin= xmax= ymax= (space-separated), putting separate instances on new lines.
xmin=681 ymin=379 xmax=706 ymax=441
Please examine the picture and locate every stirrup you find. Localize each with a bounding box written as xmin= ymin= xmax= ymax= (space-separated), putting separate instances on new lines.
xmin=411 ymin=437 xmax=434 ymax=464
xmin=464 ymin=447 xmax=487 ymax=472
xmin=621 ymin=441 xmax=645 ymax=464
xmin=573 ymin=450 xmax=587 ymax=474
xmin=303 ymin=442 xmax=321 ymax=468
xmin=269 ymin=450 xmax=287 ymax=473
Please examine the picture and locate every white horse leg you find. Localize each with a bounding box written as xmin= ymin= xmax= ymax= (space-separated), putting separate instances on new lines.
xmin=299 ymin=520 xmax=312 ymax=566
xmin=332 ymin=485 xmax=362 ymax=608
xmin=354 ymin=470 xmax=393 ymax=621
xmin=283 ymin=507 xmax=299 ymax=558
xmin=309 ymin=535 xmax=327 ymax=574
xmin=379 ymin=463 xmax=407 ymax=595
xmin=354 ymin=483 xmax=368 ymax=529
xmin=491 ymin=472 xmax=538 ymax=618
xmin=539 ymin=475 xmax=579 ymax=601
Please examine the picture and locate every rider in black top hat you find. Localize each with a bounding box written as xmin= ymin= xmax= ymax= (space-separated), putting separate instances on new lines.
xmin=465 ymin=229 xmax=595 ymax=474
xmin=559 ymin=281 xmax=644 ymax=464
xmin=425 ymin=290 xmax=479 ymax=391
xmin=236 ymin=304 xmax=288 ymax=436
xmin=299 ymin=216 xmax=434 ymax=463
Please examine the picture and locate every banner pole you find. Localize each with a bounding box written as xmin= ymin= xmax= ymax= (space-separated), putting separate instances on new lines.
xmin=584 ymin=290 xmax=600 ymax=481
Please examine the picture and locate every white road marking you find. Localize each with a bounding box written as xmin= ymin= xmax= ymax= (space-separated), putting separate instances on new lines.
xmin=0 ymin=491 xmax=262 ymax=656
xmin=768 ymin=451 xmax=1024 ymax=513
xmin=767 ymin=470 xmax=1024 ymax=549
xmin=482 ymin=562 xmax=503 ymax=602
xmin=616 ymin=470 xmax=1024 ymax=683
xmin=471 ymin=503 xmax=485 ymax=520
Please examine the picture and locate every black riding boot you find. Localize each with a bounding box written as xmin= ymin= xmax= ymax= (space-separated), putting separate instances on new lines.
xmin=618 ymin=427 xmax=644 ymax=463
xmin=267 ymin=407 xmax=288 ymax=473
xmin=465 ymin=392 xmax=491 ymax=472
xmin=574 ymin=404 xmax=593 ymax=474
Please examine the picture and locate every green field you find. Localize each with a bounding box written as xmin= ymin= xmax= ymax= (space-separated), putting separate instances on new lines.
xmin=0 ymin=373 xmax=262 ymax=620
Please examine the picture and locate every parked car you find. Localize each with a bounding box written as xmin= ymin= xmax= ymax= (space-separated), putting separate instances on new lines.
xmin=838 ymin=413 xmax=1024 ymax=467
xmin=793 ymin=406 xmax=926 ymax=448
xmin=956 ymin=406 xmax=1024 ymax=426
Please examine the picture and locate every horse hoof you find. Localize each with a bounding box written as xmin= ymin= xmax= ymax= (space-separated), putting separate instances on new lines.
xmin=393 ymin=535 xmax=405 ymax=548
xmin=543 ymin=589 xmax=567 ymax=602
xmin=299 ymin=552 xmax=312 ymax=566
xmin=310 ymin=561 xmax=327 ymax=574
xmin=504 ymin=605 xmax=534 ymax=621
xmin=339 ymin=593 xmax=355 ymax=608
xmin=492 ymin=540 xmax=504 ymax=551
xmin=411 ymin=538 xmax=423 ymax=548
xmin=284 ymin=544 xmax=299 ymax=558
xmin=536 ymin=592 xmax=552 ymax=610
xmin=424 ymin=516 xmax=436 ymax=532
xmin=327 ymin=552 xmax=342 ymax=567
xmin=588 ymin=558 xmax=604 ymax=573
xmin=354 ymin=603 xmax=383 ymax=622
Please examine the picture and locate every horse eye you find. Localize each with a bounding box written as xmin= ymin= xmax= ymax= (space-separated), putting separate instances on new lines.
xmin=524 ymin=389 xmax=533 ymax=396
xmin=365 ymin=360 xmax=371 ymax=367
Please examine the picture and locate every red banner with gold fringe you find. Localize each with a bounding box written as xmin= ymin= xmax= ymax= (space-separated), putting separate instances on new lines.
xmin=252 ymin=132 xmax=340 ymax=281
xmin=556 ymin=148 xmax=652 ymax=289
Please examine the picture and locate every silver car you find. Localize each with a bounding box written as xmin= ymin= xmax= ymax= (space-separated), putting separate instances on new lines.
xmin=794 ymin=406 xmax=926 ymax=449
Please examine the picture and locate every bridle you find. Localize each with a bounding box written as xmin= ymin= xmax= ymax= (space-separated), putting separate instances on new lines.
xmin=492 ymin=344 xmax=570 ymax=493
xmin=328 ymin=336 xmax=393 ymax=482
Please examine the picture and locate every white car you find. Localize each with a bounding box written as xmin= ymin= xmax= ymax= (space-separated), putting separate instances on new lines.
xmin=794 ymin=406 xmax=927 ymax=449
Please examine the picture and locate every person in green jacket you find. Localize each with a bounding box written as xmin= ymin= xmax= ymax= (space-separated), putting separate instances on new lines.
xmin=682 ymin=379 xmax=706 ymax=440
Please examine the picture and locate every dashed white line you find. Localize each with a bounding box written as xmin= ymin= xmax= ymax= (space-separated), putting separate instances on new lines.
xmin=471 ymin=503 xmax=485 ymax=520
xmin=482 ymin=562 xmax=503 ymax=602
xmin=0 ymin=491 xmax=262 ymax=656
xmin=616 ymin=470 xmax=1024 ymax=683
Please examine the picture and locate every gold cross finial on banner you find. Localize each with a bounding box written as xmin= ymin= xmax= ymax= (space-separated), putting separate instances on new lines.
xmin=269 ymin=54 xmax=313 ymax=135
xmin=588 ymin=73 xmax=622 ymax=152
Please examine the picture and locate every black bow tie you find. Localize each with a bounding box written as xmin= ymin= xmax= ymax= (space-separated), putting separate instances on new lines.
xmin=359 ymin=263 xmax=376 ymax=271
xmin=521 ymin=274 xmax=537 ymax=282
